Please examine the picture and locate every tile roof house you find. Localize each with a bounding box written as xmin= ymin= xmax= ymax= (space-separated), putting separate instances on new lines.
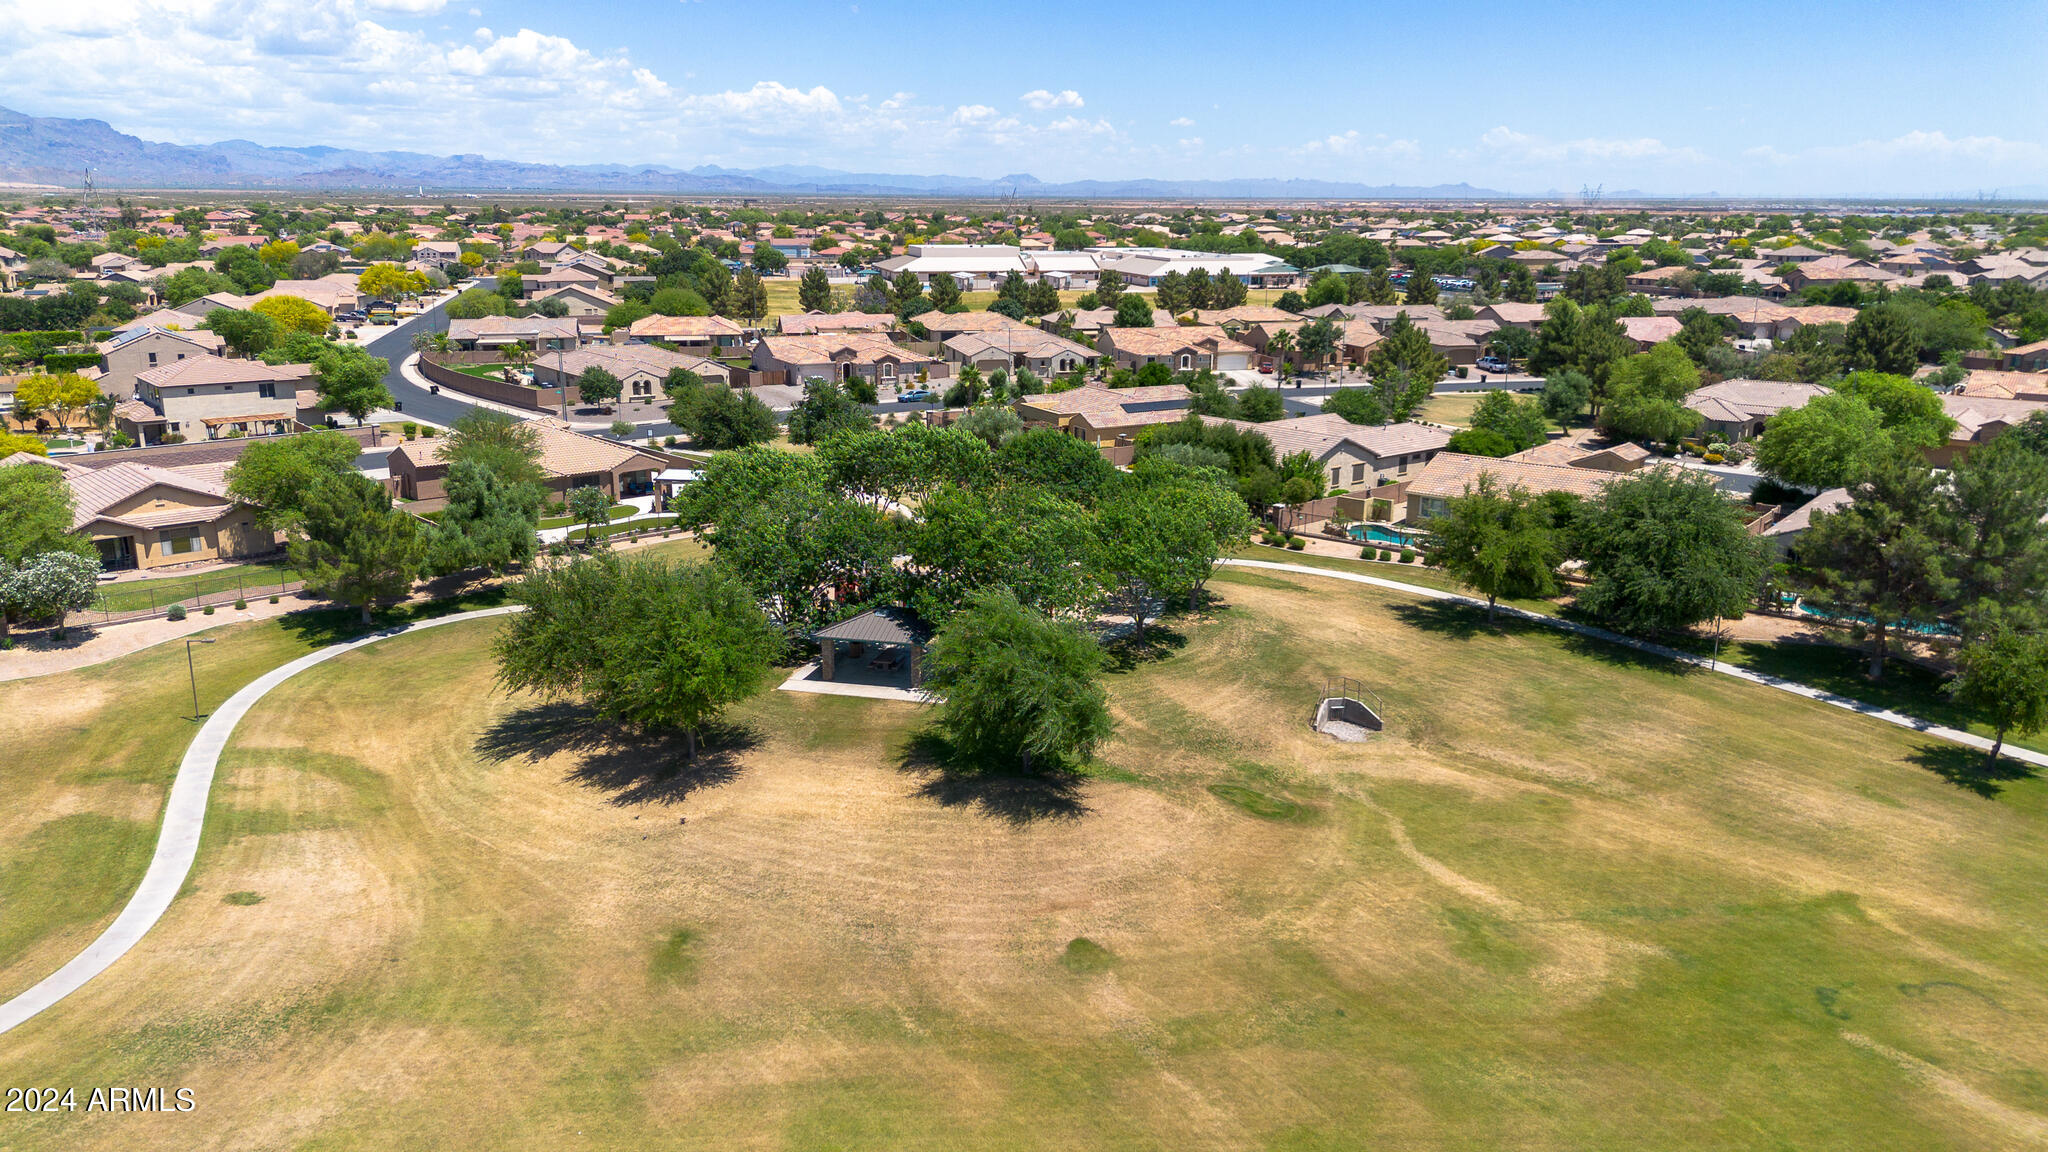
xmin=1404 ymin=452 xmax=1633 ymax=524
xmin=750 ymin=333 xmax=940 ymax=388
xmin=98 ymin=326 xmax=229 ymax=398
xmin=1014 ymin=383 xmax=1193 ymax=446
xmin=942 ymin=329 xmax=1098 ymax=378
xmin=1201 ymin=412 xmax=1450 ymax=489
xmin=124 ymin=354 xmax=312 ymax=446
xmin=1096 ymin=325 xmax=1256 ymax=373
xmin=778 ymin=311 xmax=897 ymax=336
xmin=1619 ymin=315 xmax=1683 ymax=350
xmin=531 ymin=344 xmax=732 ymax=401
xmin=446 ymin=315 xmax=583 ymax=351
xmin=388 ymin=418 xmax=670 ymax=502
xmin=1682 ymin=379 xmax=1832 ymax=441
xmin=0 ymin=452 xmax=274 ymax=571
xmin=1932 ymin=393 xmax=2048 ymax=467
xmin=624 ymin=314 xmax=748 ymax=353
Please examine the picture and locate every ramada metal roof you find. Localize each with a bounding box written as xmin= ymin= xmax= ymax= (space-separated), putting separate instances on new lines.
xmin=812 ymin=606 xmax=933 ymax=646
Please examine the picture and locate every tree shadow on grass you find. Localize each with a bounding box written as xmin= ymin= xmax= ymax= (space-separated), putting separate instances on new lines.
xmin=894 ymin=730 xmax=1089 ymax=826
xmin=475 ymin=700 xmax=755 ymax=807
xmin=1100 ymin=623 xmax=1190 ymax=673
xmin=1387 ymin=599 xmax=1697 ymax=678
xmin=1906 ymin=742 xmax=2038 ymax=799
xmin=276 ymin=587 xmax=514 ymax=649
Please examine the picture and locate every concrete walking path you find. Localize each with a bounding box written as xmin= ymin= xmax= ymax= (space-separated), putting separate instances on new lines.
xmin=1221 ymin=558 xmax=2048 ymax=771
xmin=0 ymin=605 xmax=524 ymax=1037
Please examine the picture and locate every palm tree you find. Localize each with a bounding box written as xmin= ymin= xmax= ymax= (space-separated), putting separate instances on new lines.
xmin=1266 ymin=329 xmax=1294 ymax=381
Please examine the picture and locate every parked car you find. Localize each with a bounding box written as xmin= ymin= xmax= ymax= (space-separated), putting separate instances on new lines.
xmin=1258 ymin=363 xmax=1275 ymax=374
xmin=1477 ymin=356 xmax=1510 ymax=373
xmin=895 ymin=388 xmax=935 ymax=403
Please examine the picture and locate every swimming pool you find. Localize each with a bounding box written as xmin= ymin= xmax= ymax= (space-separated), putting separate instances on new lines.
xmin=1346 ymin=524 xmax=1426 ymax=547
xmin=1793 ymin=601 xmax=1957 ymax=637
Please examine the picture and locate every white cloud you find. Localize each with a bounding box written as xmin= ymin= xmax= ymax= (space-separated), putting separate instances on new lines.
xmin=1296 ymin=130 xmax=1420 ymax=162
xmin=1019 ymin=88 xmax=1083 ymax=110
xmin=1170 ymin=116 xmax=1195 ymax=128
xmin=0 ymin=2 xmax=1128 ymax=175
xmin=1473 ymin=126 xmax=1705 ymax=165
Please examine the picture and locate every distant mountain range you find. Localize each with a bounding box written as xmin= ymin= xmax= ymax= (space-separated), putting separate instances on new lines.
xmin=0 ymin=106 xmax=1514 ymax=199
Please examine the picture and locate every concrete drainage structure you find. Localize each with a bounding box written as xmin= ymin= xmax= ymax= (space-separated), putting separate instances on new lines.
xmin=1313 ymin=676 xmax=1384 ymax=743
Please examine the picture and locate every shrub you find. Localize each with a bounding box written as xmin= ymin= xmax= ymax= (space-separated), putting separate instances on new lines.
xmin=1286 ymin=537 xmax=1306 ymax=551
xmin=402 ymin=421 xmax=419 ymax=438
xmin=1360 ymin=545 xmax=1375 ymax=559
xmin=202 ymin=604 xmax=215 ymax=615
xmin=268 ymin=595 xmax=279 ymax=604
xmin=1400 ymin=547 xmax=1416 ymax=563
xmin=234 ymin=598 xmax=247 ymax=610
xmin=166 ymin=603 xmax=186 ymax=620
xmin=1379 ymin=549 xmax=1393 ymax=561
xmin=1703 ymin=451 xmax=1725 ymax=464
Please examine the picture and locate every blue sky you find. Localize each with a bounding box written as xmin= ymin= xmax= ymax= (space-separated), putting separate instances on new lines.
xmin=4 ymin=0 xmax=2046 ymax=196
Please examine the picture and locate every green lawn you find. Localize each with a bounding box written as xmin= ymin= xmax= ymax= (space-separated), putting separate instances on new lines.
xmin=538 ymin=503 xmax=634 ymax=530
xmin=564 ymin=515 xmax=680 ymax=542
xmin=6 ymin=569 xmax=2047 ymax=1148
xmin=92 ymin=556 xmax=300 ymax=614
xmin=448 ymin=360 xmax=520 ymax=380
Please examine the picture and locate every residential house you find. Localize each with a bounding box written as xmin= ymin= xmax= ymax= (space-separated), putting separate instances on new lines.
xmin=1403 ymin=452 xmax=1623 ymax=524
xmin=942 ymin=328 xmax=1097 ymax=378
xmin=625 ymin=314 xmax=749 ymax=354
xmin=118 ymin=354 xmax=310 ymax=445
xmin=1682 ymin=378 xmax=1832 ymax=441
xmin=252 ymin=273 xmax=361 ymax=316
xmin=1478 ymin=302 xmax=1548 ymax=329
xmin=532 ymin=345 xmax=733 ymax=401
xmin=1933 ymin=393 xmax=2048 ymax=467
xmin=779 ymin=311 xmax=896 ymax=336
xmin=1995 ymin=339 xmax=2048 ymax=373
xmin=530 ymin=283 xmax=623 ymax=318
xmin=0 ymin=453 xmax=274 ymax=572
xmin=98 ymin=326 xmax=229 ymax=398
xmin=1202 ymin=413 xmax=1450 ymax=490
xmin=1096 ymin=325 xmax=1255 ymax=373
xmin=446 ymin=315 xmax=583 ymax=352
xmin=1618 ymin=315 xmax=1683 ymax=351
xmin=1014 ymin=383 xmax=1193 ymax=447
xmin=525 ymin=265 xmax=608 ymax=296
xmin=389 ymin=418 xmax=669 ymax=502
xmin=750 ymin=333 xmax=939 ymax=388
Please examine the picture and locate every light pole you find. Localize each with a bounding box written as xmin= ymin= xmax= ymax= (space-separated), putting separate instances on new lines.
xmin=185 ymin=637 xmax=216 ymax=722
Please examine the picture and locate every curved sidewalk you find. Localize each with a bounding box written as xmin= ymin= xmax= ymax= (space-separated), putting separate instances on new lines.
xmin=1222 ymin=558 xmax=2048 ymax=771
xmin=0 ymin=606 xmax=523 ymax=1037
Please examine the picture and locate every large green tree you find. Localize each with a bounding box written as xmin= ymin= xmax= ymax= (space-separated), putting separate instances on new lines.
xmin=0 ymin=463 xmax=92 ymax=565
xmin=1793 ymin=451 xmax=1953 ymax=679
xmin=225 ymin=428 xmax=365 ymax=530
xmin=494 ymin=556 xmax=782 ymax=759
xmin=1575 ymin=468 xmax=1766 ymax=635
xmin=289 ymin=473 xmax=424 ymax=624
xmin=920 ymin=586 xmax=1116 ymax=772
xmin=1947 ymin=627 xmax=2048 ymax=769
xmin=1844 ymin=304 xmax=1918 ymax=375
xmin=427 ymin=458 xmax=544 ymax=577
xmin=797 ymin=266 xmax=834 ymax=313
xmin=1427 ymin=474 xmax=1561 ymax=620
xmin=1366 ymin=312 xmax=1448 ymax=388
xmin=1755 ymin=393 xmax=1894 ymax=490
xmin=314 ymin=347 xmax=393 ymax=426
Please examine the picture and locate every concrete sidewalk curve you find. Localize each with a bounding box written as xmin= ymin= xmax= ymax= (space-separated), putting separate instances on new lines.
xmin=0 ymin=605 xmax=524 ymax=1036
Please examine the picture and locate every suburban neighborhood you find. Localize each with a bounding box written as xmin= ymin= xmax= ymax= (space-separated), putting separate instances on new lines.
xmin=5 ymin=2 xmax=2048 ymax=1146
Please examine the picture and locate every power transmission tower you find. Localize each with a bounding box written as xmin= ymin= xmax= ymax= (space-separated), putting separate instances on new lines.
xmin=82 ymin=167 xmax=97 ymax=219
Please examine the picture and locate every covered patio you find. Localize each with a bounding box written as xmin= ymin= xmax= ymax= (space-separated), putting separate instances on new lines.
xmin=780 ymin=607 xmax=934 ymax=703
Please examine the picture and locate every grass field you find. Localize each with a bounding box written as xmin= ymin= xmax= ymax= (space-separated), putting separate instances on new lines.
xmin=538 ymin=503 xmax=634 ymax=530
xmin=5 ymin=566 xmax=2047 ymax=1149
xmin=1417 ymin=391 xmax=1564 ymax=432
xmin=92 ymin=557 xmax=301 ymax=614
